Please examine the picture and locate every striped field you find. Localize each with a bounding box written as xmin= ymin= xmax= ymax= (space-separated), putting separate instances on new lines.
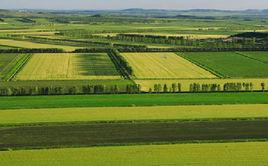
xmin=122 ymin=52 xmax=216 ymax=79
xmin=15 ymin=53 xmax=121 ymax=80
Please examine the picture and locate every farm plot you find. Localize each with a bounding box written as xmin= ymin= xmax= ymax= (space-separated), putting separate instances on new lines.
xmin=180 ymin=52 xmax=268 ymax=78
xmin=15 ymin=53 xmax=121 ymax=80
xmin=0 ymin=119 xmax=268 ymax=149
xmin=0 ymin=54 xmax=30 ymax=81
xmin=122 ymin=52 xmax=216 ymax=79
xmin=1 ymin=142 xmax=267 ymax=166
xmin=238 ymin=51 xmax=268 ymax=63
xmin=0 ymin=104 xmax=268 ymax=125
xmin=0 ymin=39 xmax=80 ymax=51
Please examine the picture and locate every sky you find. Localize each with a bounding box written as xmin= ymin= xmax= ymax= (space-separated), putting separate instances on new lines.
xmin=1 ymin=0 xmax=268 ymax=10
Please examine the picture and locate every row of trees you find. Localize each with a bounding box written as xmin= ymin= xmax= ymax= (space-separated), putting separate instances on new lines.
xmin=108 ymin=49 xmax=133 ymax=78
xmin=150 ymin=82 xmax=266 ymax=93
xmin=0 ymin=48 xmax=64 ymax=53
xmin=0 ymin=84 xmax=141 ymax=96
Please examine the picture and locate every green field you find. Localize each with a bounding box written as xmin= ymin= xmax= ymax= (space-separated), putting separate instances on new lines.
xmin=0 ymin=104 xmax=267 ymax=125
xmin=1 ymin=142 xmax=267 ymax=166
xmin=0 ymin=54 xmax=31 ymax=81
xmin=0 ymin=93 xmax=267 ymax=110
xmin=0 ymin=119 xmax=267 ymax=149
xmin=238 ymin=51 xmax=268 ymax=63
xmin=15 ymin=53 xmax=121 ymax=80
xmin=180 ymin=52 xmax=268 ymax=78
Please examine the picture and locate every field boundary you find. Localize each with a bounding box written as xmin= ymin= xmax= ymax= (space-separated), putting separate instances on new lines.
xmin=178 ymin=52 xmax=225 ymax=78
xmin=235 ymin=52 xmax=268 ymax=64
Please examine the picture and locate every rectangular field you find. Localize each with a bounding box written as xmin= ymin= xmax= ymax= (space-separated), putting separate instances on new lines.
xmin=0 ymin=119 xmax=268 ymax=149
xmin=0 ymin=39 xmax=80 ymax=51
xmin=0 ymin=104 xmax=268 ymax=125
xmin=0 ymin=92 xmax=267 ymax=110
xmin=1 ymin=142 xmax=267 ymax=166
xmin=14 ymin=53 xmax=121 ymax=80
xmin=180 ymin=52 xmax=268 ymax=78
xmin=122 ymin=52 xmax=216 ymax=79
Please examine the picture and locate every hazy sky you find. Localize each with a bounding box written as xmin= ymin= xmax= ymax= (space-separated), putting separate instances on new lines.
xmin=1 ymin=0 xmax=268 ymax=10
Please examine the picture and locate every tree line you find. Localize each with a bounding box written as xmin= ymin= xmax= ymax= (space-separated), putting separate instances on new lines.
xmin=0 ymin=84 xmax=141 ymax=96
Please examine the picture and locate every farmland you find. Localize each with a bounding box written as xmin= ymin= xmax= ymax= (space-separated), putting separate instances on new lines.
xmin=0 ymin=54 xmax=31 ymax=81
xmin=0 ymin=93 xmax=268 ymax=110
xmin=1 ymin=142 xmax=268 ymax=166
xmin=15 ymin=53 xmax=121 ymax=80
xmin=122 ymin=52 xmax=216 ymax=79
xmin=0 ymin=104 xmax=267 ymax=125
xmin=0 ymin=7 xmax=268 ymax=165
xmin=180 ymin=52 xmax=268 ymax=78
xmin=0 ymin=39 xmax=81 ymax=51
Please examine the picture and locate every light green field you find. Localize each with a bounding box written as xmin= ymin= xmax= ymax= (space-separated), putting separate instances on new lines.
xmin=0 ymin=104 xmax=268 ymax=125
xmin=0 ymin=142 xmax=267 ymax=166
xmin=135 ymin=78 xmax=268 ymax=92
xmin=122 ymin=52 xmax=216 ymax=79
xmin=0 ymin=39 xmax=80 ymax=51
xmin=15 ymin=53 xmax=121 ymax=80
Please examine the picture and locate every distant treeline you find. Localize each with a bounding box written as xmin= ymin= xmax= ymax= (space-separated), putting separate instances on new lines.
xmin=1 ymin=46 xmax=268 ymax=54
xmin=110 ymin=34 xmax=261 ymax=49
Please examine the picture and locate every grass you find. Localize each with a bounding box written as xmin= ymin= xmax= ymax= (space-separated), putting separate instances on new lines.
xmin=1 ymin=119 xmax=268 ymax=149
xmin=238 ymin=51 xmax=268 ymax=63
xmin=15 ymin=53 xmax=121 ymax=81
xmin=1 ymin=142 xmax=267 ymax=166
xmin=0 ymin=92 xmax=268 ymax=110
xmin=0 ymin=104 xmax=268 ymax=125
xmin=135 ymin=78 xmax=268 ymax=92
xmin=0 ymin=54 xmax=31 ymax=81
xmin=0 ymin=39 xmax=80 ymax=51
xmin=122 ymin=52 xmax=216 ymax=79
xmin=180 ymin=52 xmax=268 ymax=78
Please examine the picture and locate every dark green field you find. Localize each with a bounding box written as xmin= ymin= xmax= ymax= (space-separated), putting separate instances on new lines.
xmin=0 ymin=92 xmax=267 ymax=109
xmin=1 ymin=119 xmax=268 ymax=150
xmin=180 ymin=52 xmax=268 ymax=78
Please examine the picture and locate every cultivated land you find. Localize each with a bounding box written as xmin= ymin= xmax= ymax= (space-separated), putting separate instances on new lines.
xmin=1 ymin=9 xmax=268 ymax=165
xmin=15 ymin=53 xmax=121 ymax=80
xmin=122 ymin=52 xmax=216 ymax=79
xmin=0 ymin=53 xmax=31 ymax=81
xmin=1 ymin=119 xmax=268 ymax=149
xmin=0 ymin=142 xmax=268 ymax=166
xmin=0 ymin=39 xmax=80 ymax=51
xmin=0 ymin=104 xmax=268 ymax=125
xmin=239 ymin=51 xmax=268 ymax=63
xmin=180 ymin=52 xmax=268 ymax=78
xmin=0 ymin=93 xmax=268 ymax=110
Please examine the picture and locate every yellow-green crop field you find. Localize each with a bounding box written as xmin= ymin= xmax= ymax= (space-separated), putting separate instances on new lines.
xmin=0 ymin=39 xmax=80 ymax=51
xmin=15 ymin=53 xmax=121 ymax=81
xmin=122 ymin=52 xmax=216 ymax=79
xmin=0 ymin=104 xmax=268 ymax=125
xmin=135 ymin=78 xmax=268 ymax=92
xmin=0 ymin=142 xmax=267 ymax=166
